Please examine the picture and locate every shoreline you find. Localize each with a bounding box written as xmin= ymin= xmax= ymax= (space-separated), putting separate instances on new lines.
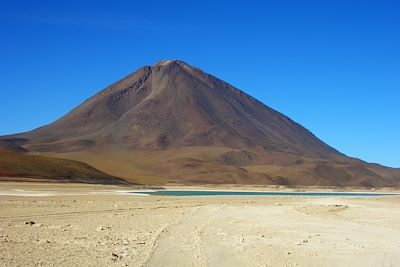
xmin=0 ymin=181 xmax=399 ymax=196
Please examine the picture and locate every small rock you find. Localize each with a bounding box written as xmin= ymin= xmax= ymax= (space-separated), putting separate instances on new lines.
xmin=111 ymin=253 xmax=122 ymax=261
xmin=25 ymin=221 xmax=35 ymax=225
xmin=97 ymin=226 xmax=111 ymax=231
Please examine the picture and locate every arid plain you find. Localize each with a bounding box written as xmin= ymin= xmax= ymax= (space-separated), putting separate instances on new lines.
xmin=1 ymin=182 xmax=399 ymax=267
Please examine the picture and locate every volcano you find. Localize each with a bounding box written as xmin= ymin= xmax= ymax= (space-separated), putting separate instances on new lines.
xmin=2 ymin=60 xmax=399 ymax=186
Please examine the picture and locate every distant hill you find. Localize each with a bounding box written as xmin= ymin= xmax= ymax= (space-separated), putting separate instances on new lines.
xmin=0 ymin=139 xmax=27 ymax=153
xmin=3 ymin=60 xmax=399 ymax=187
xmin=0 ymin=149 xmax=128 ymax=184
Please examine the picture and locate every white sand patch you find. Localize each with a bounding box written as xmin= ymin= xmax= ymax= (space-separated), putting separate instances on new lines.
xmin=113 ymin=190 xmax=151 ymax=196
xmin=0 ymin=189 xmax=89 ymax=197
xmin=0 ymin=190 xmax=57 ymax=197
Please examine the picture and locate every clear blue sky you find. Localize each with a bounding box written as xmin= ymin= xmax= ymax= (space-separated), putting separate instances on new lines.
xmin=0 ymin=0 xmax=399 ymax=167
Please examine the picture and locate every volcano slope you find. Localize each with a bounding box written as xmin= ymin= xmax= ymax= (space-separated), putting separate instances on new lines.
xmin=2 ymin=60 xmax=399 ymax=186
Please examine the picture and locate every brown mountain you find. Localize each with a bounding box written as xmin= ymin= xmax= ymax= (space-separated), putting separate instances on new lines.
xmin=2 ymin=60 xmax=399 ymax=187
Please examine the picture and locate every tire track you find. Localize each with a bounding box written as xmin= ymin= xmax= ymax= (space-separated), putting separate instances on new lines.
xmin=144 ymin=206 xmax=208 ymax=267
xmin=0 ymin=204 xmax=206 ymax=220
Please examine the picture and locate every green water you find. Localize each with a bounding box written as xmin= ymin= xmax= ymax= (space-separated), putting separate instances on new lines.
xmin=130 ymin=190 xmax=399 ymax=197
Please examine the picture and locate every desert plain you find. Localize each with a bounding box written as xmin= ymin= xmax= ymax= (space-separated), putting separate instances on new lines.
xmin=0 ymin=182 xmax=399 ymax=267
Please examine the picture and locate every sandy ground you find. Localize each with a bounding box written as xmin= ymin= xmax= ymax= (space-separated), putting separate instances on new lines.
xmin=0 ymin=182 xmax=399 ymax=267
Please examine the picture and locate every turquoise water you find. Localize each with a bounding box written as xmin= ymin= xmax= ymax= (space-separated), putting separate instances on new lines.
xmin=131 ymin=190 xmax=399 ymax=197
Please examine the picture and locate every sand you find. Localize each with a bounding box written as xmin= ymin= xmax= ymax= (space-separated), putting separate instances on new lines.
xmin=0 ymin=182 xmax=399 ymax=267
